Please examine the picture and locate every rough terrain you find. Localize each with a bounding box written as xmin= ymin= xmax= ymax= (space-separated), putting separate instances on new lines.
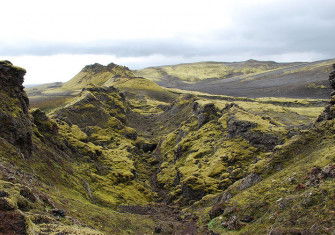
xmin=1 ymin=61 xmax=335 ymax=234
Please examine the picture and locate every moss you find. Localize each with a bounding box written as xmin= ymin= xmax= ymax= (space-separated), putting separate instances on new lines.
xmin=135 ymin=61 xmax=291 ymax=82
xmin=205 ymin=121 xmax=335 ymax=234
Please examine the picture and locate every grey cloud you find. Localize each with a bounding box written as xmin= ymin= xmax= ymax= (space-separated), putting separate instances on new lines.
xmin=1 ymin=0 xmax=335 ymax=60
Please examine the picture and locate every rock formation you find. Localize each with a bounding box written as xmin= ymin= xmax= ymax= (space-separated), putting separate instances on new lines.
xmin=317 ymin=64 xmax=335 ymax=121
xmin=0 ymin=61 xmax=32 ymax=157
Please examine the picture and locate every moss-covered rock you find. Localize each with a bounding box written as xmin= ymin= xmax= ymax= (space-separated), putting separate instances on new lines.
xmin=0 ymin=60 xmax=32 ymax=157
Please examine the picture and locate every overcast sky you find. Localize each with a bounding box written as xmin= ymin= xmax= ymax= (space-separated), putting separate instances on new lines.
xmin=1 ymin=0 xmax=335 ymax=84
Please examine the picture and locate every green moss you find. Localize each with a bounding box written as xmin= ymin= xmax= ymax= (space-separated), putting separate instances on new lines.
xmin=135 ymin=61 xmax=292 ymax=82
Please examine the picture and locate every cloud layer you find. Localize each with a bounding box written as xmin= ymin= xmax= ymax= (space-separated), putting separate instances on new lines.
xmin=1 ymin=0 xmax=335 ymax=84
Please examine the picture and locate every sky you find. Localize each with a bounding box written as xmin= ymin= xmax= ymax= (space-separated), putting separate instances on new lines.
xmin=1 ymin=0 xmax=335 ymax=84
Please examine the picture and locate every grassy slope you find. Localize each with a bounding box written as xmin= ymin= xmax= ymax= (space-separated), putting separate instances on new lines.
xmin=13 ymin=61 xmax=334 ymax=234
xmin=135 ymin=60 xmax=302 ymax=82
xmin=205 ymin=120 xmax=335 ymax=234
xmin=135 ymin=59 xmax=335 ymax=99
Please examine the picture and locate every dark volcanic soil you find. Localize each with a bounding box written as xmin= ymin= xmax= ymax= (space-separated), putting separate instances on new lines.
xmin=157 ymin=60 xmax=334 ymax=99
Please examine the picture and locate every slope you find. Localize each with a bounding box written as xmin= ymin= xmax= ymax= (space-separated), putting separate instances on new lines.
xmin=135 ymin=60 xmax=301 ymax=83
xmin=136 ymin=59 xmax=335 ymax=99
xmin=3 ymin=60 xmax=334 ymax=234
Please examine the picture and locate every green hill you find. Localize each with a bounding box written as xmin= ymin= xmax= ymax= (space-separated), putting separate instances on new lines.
xmin=2 ymin=60 xmax=335 ymax=234
xmin=135 ymin=60 xmax=302 ymax=82
xmin=135 ymin=59 xmax=335 ymax=99
xmin=62 ymin=62 xmax=135 ymax=90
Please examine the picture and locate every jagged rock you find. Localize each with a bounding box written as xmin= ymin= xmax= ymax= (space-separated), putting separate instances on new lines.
xmin=216 ymin=192 xmax=232 ymax=204
xmin=17 ymin=198 xmax=33 ymax=211
xmin=227 ymin=116 xmax=282 ymax=151
xmin=81 ymin=62 xmax=132 ymax=75
xmin=317 ymin=64 xmax=335 ymax=121
xmin=51 ymin=209 xmax=66 ymax=217
xmin=193 ymin=102 xmax=220 ymax=127
xmin=20 ymin=187 xmax=37 ymax=203
xmin=181 ymin=177 xmax=207 ymax=203
xmin=209 ymin=203 xmax=225 ymax=219
xmin=32 ymin=109 xmax=59 ymax=134
xmin=0 ymin=210 xmax=31 ymax=234
xmin=0 ymin=198 xmax=16 ymax=211
xmin=0 ymin=60 xmax=32 ymax=157
xmin=237 ymin=173 xmax=261 ymax=190
xmin=316 ymin=105 xmax=335 ymax=122
xmin=124 ymin=131 xmax=137 ymax=140
xmin=329 ymin=64 xmax=335 ymax=89
xmin=82 ymin=86 xmax=119 ymax=93
xmin=227 ymin=117 xmax=256 ymax=137
xmin=305 ymin=165 xmax=335 ymax=187
xmin=221 ymin=215 xmax=242 ymax=230
xmin=0 ymin=191 xmax=9 ymax=197
xmin=135 ymin=141 xmax=157 ymax=153
xmin=0 ymin=61 xmax=26 ymax=88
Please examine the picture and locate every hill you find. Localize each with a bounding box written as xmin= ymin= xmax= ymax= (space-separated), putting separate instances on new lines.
xmin=63 ymin=62 xmax=135 ymax=90
xmin=135 ymin=60 xmax=302 ymax=82
xmin=136 ymin=59 xmax=335 ymax=99
xmin=2 ymin=60 xmax=335 ymax=234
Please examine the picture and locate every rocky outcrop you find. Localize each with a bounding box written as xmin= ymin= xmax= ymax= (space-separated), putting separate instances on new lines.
xmin=193 ymin=102 xmax=220 ymax=127
xmin=0 ymin=61 xmax=32 ymax=157
xmin=81 ymin=62 xmax=133 ymax=76
xmin=227 ymin=116 xmax=282 ymax=151
xmin=329 ymin=64 xmax=335 ymax=89
xmin=317 ymin=64 xmax=335 ymax=121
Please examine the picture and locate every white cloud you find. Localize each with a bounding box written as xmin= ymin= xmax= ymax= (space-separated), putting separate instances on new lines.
xmin=1 ymin=0 xmax=335 ymax=84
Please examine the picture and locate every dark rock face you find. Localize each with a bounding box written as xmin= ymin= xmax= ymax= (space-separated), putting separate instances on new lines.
xmin=181 ymin=184 xmax=206 ymax=203
xmin=0 ymin=198 xmax=16 ymax=211
xmin=51 ymin=209 xmax=66 ymax=217
xmin=227 ymin=116 xmax=282 ymax=151
xmin=32 ymin=109 xmax=58 ymax=134
xmin=0 ymin=210 xmax=30 ymax=235
xmin=193 ymin=102 xmax=220 ymax=127
xmin=209 ymin=203 xmax=225 ymax=219
xmin=0 ymin=191 xmax=9 ymax=197
xmin=237 ymin=173 xmax=261 ymax=191
xmin=20 ymin=187 xmax=37 ymax=203
xmin=227 ymin=117 xmax=256 ymax=136
xmin=0 ymin=61 xmax=32 ymax=157
xmin=81 ymin=62 xmax=131 ymax=74
xmin=136 ymin=141 xmax=157 ymax=153
xmin=317 ymin=64 xmax=335 ymax=121
xmin=329 ymin=64 xmax=335 ymax=89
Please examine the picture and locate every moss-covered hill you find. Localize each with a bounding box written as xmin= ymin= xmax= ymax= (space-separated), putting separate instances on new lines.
xmin=135 ymin=60 xmax=301 ymax=82
xmin=1 ymin=60 xmax=335 ymax=234
xmin=135 ymin=59 xmax=335 ymax=99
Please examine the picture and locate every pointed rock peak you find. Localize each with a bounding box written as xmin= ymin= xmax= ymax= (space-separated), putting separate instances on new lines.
xmin=81 ymin=62 xmax=131 ymax=74
xmin=81 ymin=63 xmax=105 ymax=73
xmin=0 ymin=60 xmax=13 ymax=66
xmin=0 ymin=60 xmax=26 ymax=88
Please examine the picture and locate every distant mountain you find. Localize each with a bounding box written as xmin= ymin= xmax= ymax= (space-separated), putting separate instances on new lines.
xmin=136 ymin=59 xmax=335 ymax=99
xmin=135 ymin=59 xmax=302 ymax=82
